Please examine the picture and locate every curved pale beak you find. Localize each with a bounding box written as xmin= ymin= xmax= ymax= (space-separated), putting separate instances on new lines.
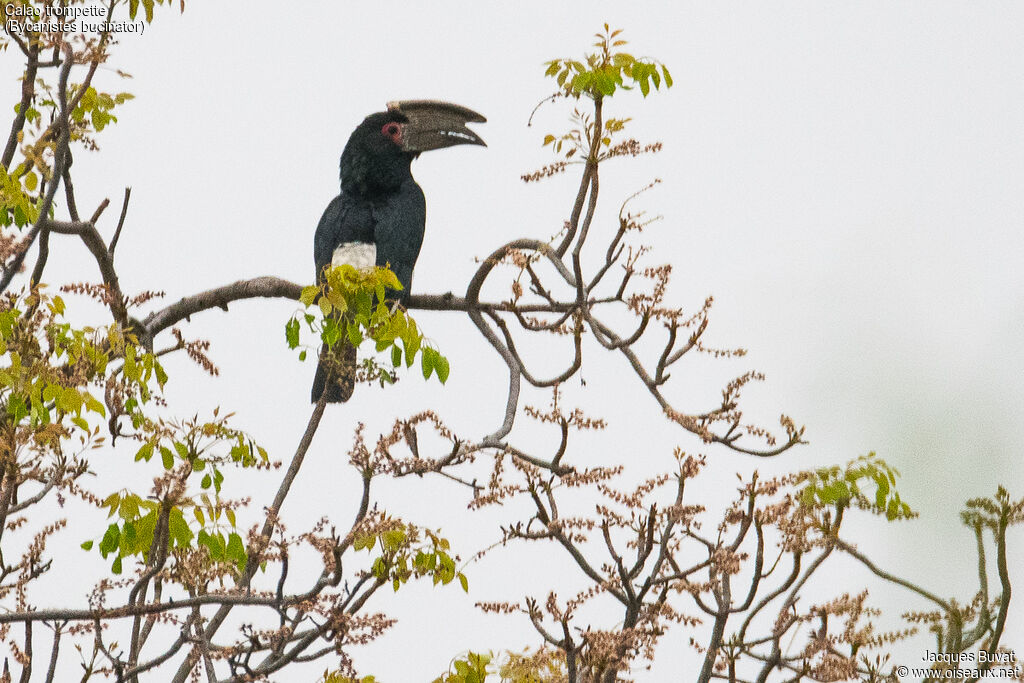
xmin=387 ymin=99 xmax=487 ymax=151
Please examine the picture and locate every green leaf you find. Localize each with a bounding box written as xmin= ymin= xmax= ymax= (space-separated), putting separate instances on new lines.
xmin=612 ymin=53 xmax=635 ymax=67
xmin=346 ymin=323 xmax=363 ymax=347
xmin=154 ymin=361 xmax=168 ymax=388
xmin=285 ymin=318 xmax=301 ymax=348
xmin=85 ymin=392 xmax=106 ymax=417
xmin=421 ymin=348 xmax=435 ymax=380
xmin=160 ymin=446 xmax=174 ymax=470
xmin=168 ymin=508 xmax=193 ymax=547
xmin=7 ymin=395 xmax=28 ymax=423
xmin=458 ymin=572 xmax=468 ymax=592
xmin=81 ymin=540 xmax=94 ymax=551
xmin=662 ymin=64 xmax=673 ymax=87
xmin=112 ymin=556 xmax=123 ymax=574
xmin=434 ymin=354 xmax=450 ymax=384
xmin=382 ymin=528 xmax=406 ymax=551
xmin=99 ymin=524 xmax=120 ymax=556
xmin=404 ymin=328 xmax=420 ymax=361
xmin=377 ymin=267 xmax=403 ymax=291
xmin=226 ymin=532 xmax=245 ymax=562
xmin=571 ymin=72 xmax=593 ymax=92
xmin=300 ymin=285 xmax=319 ymax=306
xmin=121 ymin=521 xmax=137 ymax=554
xmin=354 ymin=533 xmax=376 ymax=551
xmin=118 ymin=495 xmax=139 ymax=520
xmin=43 ymin=383 xmax=60 ymax=404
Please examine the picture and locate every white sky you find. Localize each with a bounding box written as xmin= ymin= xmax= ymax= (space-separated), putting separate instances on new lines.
xmin=6 ymin=1 xmax=1024 ymax=680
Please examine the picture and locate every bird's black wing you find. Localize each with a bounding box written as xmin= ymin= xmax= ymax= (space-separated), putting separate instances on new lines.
xmin=313 ymin=191 xmax=375 ymax=282
xmin=371 ymin=178 xmax=426 ymax=300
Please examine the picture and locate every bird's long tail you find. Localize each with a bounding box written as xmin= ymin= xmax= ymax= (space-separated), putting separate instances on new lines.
xmin=310 ymin=343 xmax=356 ymax=403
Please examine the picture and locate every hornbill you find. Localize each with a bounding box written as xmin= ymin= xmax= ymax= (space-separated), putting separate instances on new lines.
xmin=311 ymin=100 xmax=486 ymax=403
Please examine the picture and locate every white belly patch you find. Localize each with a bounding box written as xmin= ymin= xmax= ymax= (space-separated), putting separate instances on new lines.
xmin=332 ymin=242 xmax=377 ymax=270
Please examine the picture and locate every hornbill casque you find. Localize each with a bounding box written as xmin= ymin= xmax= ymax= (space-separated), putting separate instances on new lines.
xmin=310 ymin=100 xmax=486 ymax=403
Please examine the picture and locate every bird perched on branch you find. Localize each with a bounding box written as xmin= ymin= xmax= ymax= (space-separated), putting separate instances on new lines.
xmin=311 ymin=100 xmax=486 ymax=403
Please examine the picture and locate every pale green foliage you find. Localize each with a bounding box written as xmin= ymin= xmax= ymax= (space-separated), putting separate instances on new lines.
xmin=69 ymin=87 xmax=134 ymax=132
xmin=83 ymin=413 xmax=268 ymax=575
xmin=543 ymin=24 xmax=672 ymax=100
xmin=85 ymin=486 xmax=249 ymax=577
xmin=433 ymin=649 xmax=567 ymax=683
xmin=319 ymin=673 xmax=376 ymax=683
xmin=0 ymin=291 xmax=263 ymax=579
xmin=433 ymin=652 xmax=491 ymax=683
xmin=354 ymin=523 xmax=467 ymax=594
xmin=0 ymin=164 xmax=40 ymax=228
xmin=799 ymin=452 xmax=915 ymax=521
xmin=0 ymin=288 xmax=159 ymax=443
xmin=540 ymin=26 xmax=670 ymax=161
xmin=287 ymin=264 xmax=450 ymax=387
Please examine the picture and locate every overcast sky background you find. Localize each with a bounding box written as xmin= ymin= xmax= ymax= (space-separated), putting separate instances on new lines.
xmin=6 ymin=1 xmax=1024 ymax=679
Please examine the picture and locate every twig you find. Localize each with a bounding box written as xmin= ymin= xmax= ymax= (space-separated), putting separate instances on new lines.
xmin=108 ymin=187 xmax=131 ymax=254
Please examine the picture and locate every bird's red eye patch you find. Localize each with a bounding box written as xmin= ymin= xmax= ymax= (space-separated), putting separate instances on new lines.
xmin=381 ymin=122 xmax=403 ymax=145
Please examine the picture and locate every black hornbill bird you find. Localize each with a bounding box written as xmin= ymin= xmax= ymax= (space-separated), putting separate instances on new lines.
xmin=311 ymin=100 xmax=486 ymax=403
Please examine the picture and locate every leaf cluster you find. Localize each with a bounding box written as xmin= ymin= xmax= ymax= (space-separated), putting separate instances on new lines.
xmin=538 ymin=26 xmax=669 ymax=161
xmin=287 ymin=264 xmax=450 ymax=387
xmin=543 ymin=25 xmax=672 ymax=100
xmin=319 ymin=673 xmax=376 ymax=683
xmin=81 ymin=411 xmax=267 ymax=575
xmin=82 ymin=413 xmax=264 ymax=576
xmin=87 ymin=493 xmax=248 ymax=576
xmin=354 ymin=523 xmax=467 ymax=594
xmin=69 ymin=86 xmax=134 ymax=133
xmin=133 ymin=414 xmax=268 ymax=489
xmin=0 ymin=163 xmax=40 ymax=228
xmin=798 ymin=452 xmax=914 ymax=521
xmin=433 ymin=649 xmax=567 ymax=683
xmin=0 ymin=289 xmax=162 ymax=446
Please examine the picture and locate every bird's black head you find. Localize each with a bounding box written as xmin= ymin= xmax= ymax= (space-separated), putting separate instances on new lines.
xmin=340 ymin=101 xmax=486 ymax=196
